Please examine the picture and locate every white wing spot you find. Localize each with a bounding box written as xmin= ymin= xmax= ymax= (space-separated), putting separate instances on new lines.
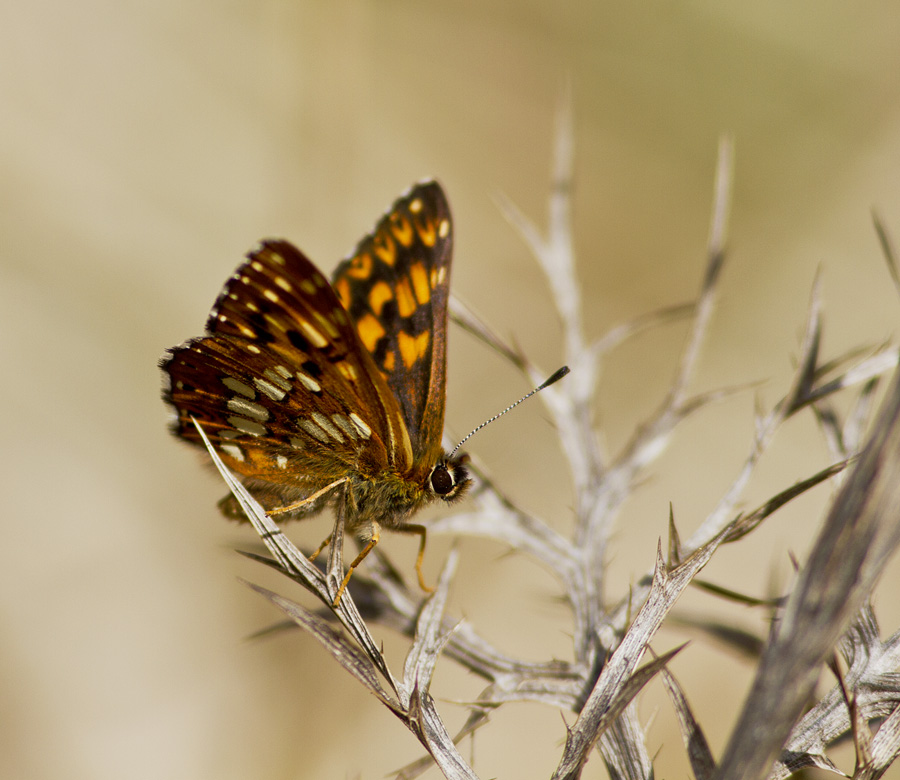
xmin=296 ymin=371 xmax=321 ymax=394
xmin=263 ymin=368 xmax=292 ymax=392
xmin=276 ymin=454 xmax=288 ymax=469
xmin=227 ymin=397 xmax=270 ymax=422
xmin=299 ymin=319 xmax=328 ymax=348
xmin=227 ymin=416 xmax=267 ymax=436
xmin=312 ymin=412 xmax=344 ymax=442
xmin=220 ymin=443 xmax=245 ymax=462
xmin=246 ymin=301 xmax=260 ymax=313
xmin=245 ymin=344 xmax=261 ymax=354
xmin=274 ymin=365 xmax=292 ymax=379
xmin=331 ymin=414 xmax=358 ymax=440
xmin=222 ymin=377 xmax=256 ymax=398
xmin=254 ymin=377 xmax=286 ymax=401
xmin=409 ymin=198 xmax=423 ymax=213
xmin=274 ymin=276 xmax=293 ymax=292
xmin=349 ymin=413 xmax=372 ymax=439
xmin=298 ymin=418 xmax=330 ymax=443
xmin=251 ymin=261 xmax=264 ymax=272
xmin=263 ymin=289 xmax=280 ymax=303
xmin=438 ymin=218 xmax=450 ymax=238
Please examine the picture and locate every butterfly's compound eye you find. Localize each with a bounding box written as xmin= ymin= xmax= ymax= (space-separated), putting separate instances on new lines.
xmin=429 ymin=464 xmax=455 ymax=495
xmin=429 ymin=459 xmax=472 ymax=501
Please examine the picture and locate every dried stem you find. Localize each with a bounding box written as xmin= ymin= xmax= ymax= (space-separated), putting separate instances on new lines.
xmin=193 ymin=103 xmax=900 ymax=779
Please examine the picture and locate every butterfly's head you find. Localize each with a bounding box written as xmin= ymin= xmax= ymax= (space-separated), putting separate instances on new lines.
xmin=428 ymin=453 xmax=471 ymax=503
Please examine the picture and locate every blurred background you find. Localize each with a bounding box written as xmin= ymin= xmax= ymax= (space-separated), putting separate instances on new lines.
xmin=3 ymin=2 xmax=900 ymax=778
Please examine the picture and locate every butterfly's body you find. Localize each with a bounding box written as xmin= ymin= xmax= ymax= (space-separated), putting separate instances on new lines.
xmin=230 ymin=452 xmax=462 ymax=538
xmin=162 ymin=182 xmax=470 ymax=597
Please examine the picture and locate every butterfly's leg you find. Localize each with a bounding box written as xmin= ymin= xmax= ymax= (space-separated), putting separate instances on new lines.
xmin=397 ymin=523 xmax=433 ymax=594
xmin=333 ymin=528 xmax=380 ymax=607
xmin=308 ymin=533 xmax=333 ymax=562
xmin=268 ymin=476 xmax=349 ymax=516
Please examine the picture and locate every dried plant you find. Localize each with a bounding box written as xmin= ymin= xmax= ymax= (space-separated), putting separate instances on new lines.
xmin=194 ymin=100 xmax=900 ymax=779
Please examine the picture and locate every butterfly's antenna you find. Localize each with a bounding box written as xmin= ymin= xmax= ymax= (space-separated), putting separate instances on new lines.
xmin=448 ymin=366 xmax=570 ymax=458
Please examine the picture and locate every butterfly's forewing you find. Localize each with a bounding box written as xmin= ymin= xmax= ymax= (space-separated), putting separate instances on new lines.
xmin=331 ymin=182 xmax=452 ymax=469
xmin=162 ymin=240 xmax=414 ymax=495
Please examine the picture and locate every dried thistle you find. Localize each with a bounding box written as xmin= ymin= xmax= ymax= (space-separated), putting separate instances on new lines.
xmin=194 ymin=97 xmax=900 ymax=780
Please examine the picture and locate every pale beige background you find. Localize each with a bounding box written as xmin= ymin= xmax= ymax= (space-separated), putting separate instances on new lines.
xmin=3 ymin=2 xmax=900 ymax=779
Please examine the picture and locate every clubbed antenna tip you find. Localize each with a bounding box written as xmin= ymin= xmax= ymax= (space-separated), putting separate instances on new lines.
xmin=539 ymin=365 xmax=570 ymax=390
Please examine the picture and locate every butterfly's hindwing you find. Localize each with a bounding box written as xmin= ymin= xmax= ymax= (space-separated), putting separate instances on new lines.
xmin=164 ymin=333 xmax=387 ymax=480
xmin=162 ymin=239 xmax=414 ymax=491
xmin=206 ymin=239 xmax=399 ymax=442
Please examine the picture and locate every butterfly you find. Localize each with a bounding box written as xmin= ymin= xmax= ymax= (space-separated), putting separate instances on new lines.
xmin=161 ymin=181 xmax=471 ymax=605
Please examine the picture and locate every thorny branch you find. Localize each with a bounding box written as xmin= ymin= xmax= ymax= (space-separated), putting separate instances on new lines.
xmin=199 ymin=97 xmax=900 ymax=779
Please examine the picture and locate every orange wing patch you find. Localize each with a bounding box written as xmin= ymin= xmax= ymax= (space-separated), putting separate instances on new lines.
xmin=336 ymin=360 xmax=358 ymax=382
xmin=395 ymin=277 xmax=417 ymax=317
xmin=398 ymin=330 xmax=430 ymax=369
xmin=334 ymin=276 xmax=351 ymax=308
xmin=373 ymin=231 xmax=396 ymax=266
xmin=389 ymin=213 xmax=415 ymax=247
xmin=382 ymin=349 xmax=396 ymax=372
xmin=356 ymin=312 xmax=386 ymax=354
xmin=413 ymin=215 xmax=437 ymax=248
xmin=409 ymin=262 xmax=431 ymax=305
xmin=344 ymin=252 xmax=374 ymax=280
xmin=367 ymin=280 xmax=393 ymax=316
